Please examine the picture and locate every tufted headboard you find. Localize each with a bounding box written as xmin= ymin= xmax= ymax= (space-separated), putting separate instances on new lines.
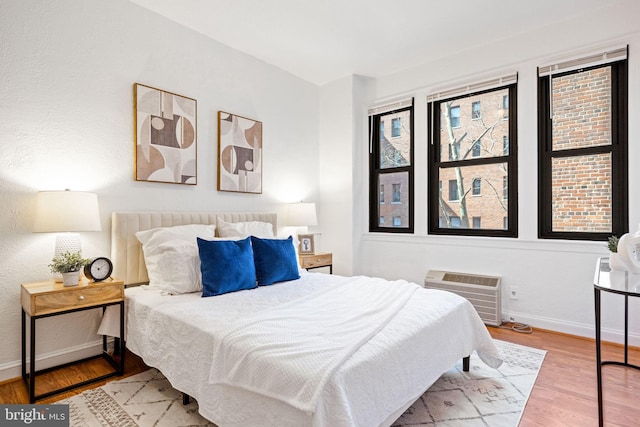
xmin=111 ymin=211 xmax=278 ymax=285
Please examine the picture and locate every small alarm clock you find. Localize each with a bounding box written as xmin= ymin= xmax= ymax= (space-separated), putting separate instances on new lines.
xmin=84 ymin=257 xmax=113 ymax=282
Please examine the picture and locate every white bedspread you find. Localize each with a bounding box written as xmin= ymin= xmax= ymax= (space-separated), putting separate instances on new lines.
xmin=208 ymin=276 xmax=419 ymax=413
xmin=120 ymin=273 xmax=502 ymax=427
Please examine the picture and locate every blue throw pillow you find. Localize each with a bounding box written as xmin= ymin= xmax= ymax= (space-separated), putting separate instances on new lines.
xmin=197 ymin=237 xmax=257 ymax=297
xmin=251 ymin=236 xmax=300 ymax=286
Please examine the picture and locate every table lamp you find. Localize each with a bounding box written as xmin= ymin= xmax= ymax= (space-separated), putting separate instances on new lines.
xmin=33 ymin=190 xmax=101 ymax=280
xmin=286 ymin=202 xmax=318 ymax=233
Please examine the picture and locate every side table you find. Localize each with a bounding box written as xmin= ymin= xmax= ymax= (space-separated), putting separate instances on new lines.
xmin=593 ymin=257 xmax=640 ymax=427
xmin=299 ymin=252 xmax=333 ymax=273
xmin=21 ymin=278 xmax=125 ymax=403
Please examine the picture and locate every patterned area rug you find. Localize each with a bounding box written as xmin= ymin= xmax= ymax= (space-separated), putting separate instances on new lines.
xmin=393 ymin=339 xmax=546 ymax=426
xmin=59 ymin=339 xmax=545 ymax=427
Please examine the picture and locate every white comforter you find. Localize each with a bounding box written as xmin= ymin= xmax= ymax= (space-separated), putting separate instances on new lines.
xmin=121 ymin=272 xmax=502 ymax=427
xmin=209 ymin=276 xmax=419 ymax=413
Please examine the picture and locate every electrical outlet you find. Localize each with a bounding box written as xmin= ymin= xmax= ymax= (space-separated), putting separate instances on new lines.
xmin=509 ymin=285 xmax=519 ymax=300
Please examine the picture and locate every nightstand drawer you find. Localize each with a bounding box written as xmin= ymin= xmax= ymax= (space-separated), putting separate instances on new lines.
xmin=21 ymin=280 xmax=124 ymax=316
xmin=300 ymin=253 xmax=332 ymax=269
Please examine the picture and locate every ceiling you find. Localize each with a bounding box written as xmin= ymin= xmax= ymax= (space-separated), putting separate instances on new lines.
xmin=129 ymin=0 xmax=617 ymax=86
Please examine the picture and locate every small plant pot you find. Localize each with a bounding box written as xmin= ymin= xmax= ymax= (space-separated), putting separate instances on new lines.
xmin=62 ymin=271 xmax=80 ymax=287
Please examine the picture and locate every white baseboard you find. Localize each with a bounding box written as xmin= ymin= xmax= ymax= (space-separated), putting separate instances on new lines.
xmin=0 ymin=339 xmax=111 ymax=383
xmin=504 ymin=311 xmax=640 ymax=347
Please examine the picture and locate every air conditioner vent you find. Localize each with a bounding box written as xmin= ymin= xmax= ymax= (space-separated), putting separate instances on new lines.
xmin=425 ymin=270 xmax=502 ymax=326
xmin=442 ymin=273 xmax=499 ymax=287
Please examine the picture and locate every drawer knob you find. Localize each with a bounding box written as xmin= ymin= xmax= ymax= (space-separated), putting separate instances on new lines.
xmin=78 ymin=295 xmax=85 ymax=301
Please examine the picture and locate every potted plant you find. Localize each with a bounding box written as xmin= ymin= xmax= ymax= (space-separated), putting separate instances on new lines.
xmin=49 ymin=251 xmax=88 ymax=286
xmin=607 ymin=236 xmax=625 ymax=271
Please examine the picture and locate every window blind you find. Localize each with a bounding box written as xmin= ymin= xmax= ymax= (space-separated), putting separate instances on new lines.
xmin=367 ymin=97 xmax=413 ymax=116
xmin=426 ymin=73 xmax=517 ymax=103
xmin=538 ymin=46 xmax=627 ymax=77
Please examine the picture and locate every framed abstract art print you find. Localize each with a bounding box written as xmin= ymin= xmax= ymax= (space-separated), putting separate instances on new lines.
xmin=134 ymin=83 xmax=197 ymax=184
xmin=217 ymin=111 xmax=262 ymax=194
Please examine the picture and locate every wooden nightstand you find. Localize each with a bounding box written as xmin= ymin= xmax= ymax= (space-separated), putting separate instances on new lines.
xmin=299 ymin=252 xmax=333 ymax=273
xmin=21 ymin=278 xmax=125 ymax=403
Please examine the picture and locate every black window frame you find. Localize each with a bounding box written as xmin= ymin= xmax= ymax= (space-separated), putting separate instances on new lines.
xmin=538 ymin=59 xmax=628 ymax=241
xmin=428 ymin=83 xmax=518 ymax=237
xmin=369 ymin=102 xmax=415 ymax=233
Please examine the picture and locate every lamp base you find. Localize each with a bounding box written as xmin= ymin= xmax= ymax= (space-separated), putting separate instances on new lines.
xmin=53 ymin=233 xmax=82 ymax=283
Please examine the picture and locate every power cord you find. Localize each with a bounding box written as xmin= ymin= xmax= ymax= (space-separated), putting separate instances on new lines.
xmin=500 ymin=322 xmax=533 ymax=334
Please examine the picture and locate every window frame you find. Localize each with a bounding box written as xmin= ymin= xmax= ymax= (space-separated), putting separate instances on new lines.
xmin=391 ymin=117 xmax=401 ymax=138
xmin=450 ymin=105 xmax=461 ymax=128
xmin=537 ymin=60 xmax=628 ymax=241
xmin=472 ymin=178 xmax=481 ymax=196
xmin=391 ymin=183 xmax=402 ymax=203
xmin=369 ymin=103 xmax=415 ymax=233
xmin=428 ymin=83 xmax=518 ymax=237
xmin=471 ymin=101 xmax=481 ymax=120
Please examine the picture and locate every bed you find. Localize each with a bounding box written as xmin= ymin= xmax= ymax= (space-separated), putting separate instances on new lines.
xmin=104 ymin=211 xmax=502 ymax=427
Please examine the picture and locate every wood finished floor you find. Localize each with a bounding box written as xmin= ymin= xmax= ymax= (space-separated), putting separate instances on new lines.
xmin=1 ymin=326 xmax=639 ymax=426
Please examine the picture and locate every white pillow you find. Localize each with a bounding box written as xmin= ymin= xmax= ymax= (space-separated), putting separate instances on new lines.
xmin=217 ymin=218 xmax=274 ymax=238
xmin=135 ymin=224 xmax=216 ymax=294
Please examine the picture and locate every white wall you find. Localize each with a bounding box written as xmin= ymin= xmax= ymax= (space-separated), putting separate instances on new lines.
xmin=318 ymin=75 xmax=372 ymax=276
xmin=353 ymin=4 xmax=640 ymax=344
xmin=0 ymin=0 xmax=319 ymax=381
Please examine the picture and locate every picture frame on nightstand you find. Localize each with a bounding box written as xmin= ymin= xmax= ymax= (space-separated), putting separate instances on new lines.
xmin=298 ymin=234 xmax=315 ymax=254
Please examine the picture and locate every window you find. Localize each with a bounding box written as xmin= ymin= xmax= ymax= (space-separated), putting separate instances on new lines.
xmin=472 ymin=178 xmax=481 ymax=195
xmin=448 ymin=179 xmax=459 ymax=201
xmin=391 ymin=118 xmax=401 ymax=137
xmin=369 ymin=101 xmax=414 ymax=233
xmin=538 ymin=54 xmax=628 ymax=240
xmin=428 ymin=83 xmax=517 ymax=236
xmin=502 ymin=176 xmax=507 ymax=200
xmin=392 ymin=183 xmax=401 ymax=203
xmin=472 ymin=140 xmax=481 ymax=157
xmin=450 ymin=106 xmax=460 ymax=128
xmin=502 ymin=95 xmax=509 ymax=119
xmin=472 ymin=101 xmax=481 ymax=119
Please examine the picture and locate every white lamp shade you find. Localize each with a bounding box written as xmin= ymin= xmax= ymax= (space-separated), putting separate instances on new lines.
xmin=33 ymin=191 xmax=102 ymax=232
xmin=287 ymin=202 xmax=318 ymax=227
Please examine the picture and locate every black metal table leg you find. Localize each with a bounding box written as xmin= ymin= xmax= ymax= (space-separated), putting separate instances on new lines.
xmin=21 ymin=309 xmax=26 ymax=382
xmin=119 ymin=300 xmax=125 ymax=374
xmin=595 ymin=288 xmax=603 ymax=427
xmin=29 ymin=315 xmax=36 ymax=403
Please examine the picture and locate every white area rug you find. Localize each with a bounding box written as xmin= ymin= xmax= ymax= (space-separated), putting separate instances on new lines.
xmin=59 ymin=339 xmax=545 ymax=427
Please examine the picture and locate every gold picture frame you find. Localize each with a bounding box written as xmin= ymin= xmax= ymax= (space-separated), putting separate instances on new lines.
xmin=134 ymin=83 xmax=197 ymax=184
xmin=298 ymin=234 xmax=315 ymax=254
xmin=217 ymin=111 xmax=263 ymax=193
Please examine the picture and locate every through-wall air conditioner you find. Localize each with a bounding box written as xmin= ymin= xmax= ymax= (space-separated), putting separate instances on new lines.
xmin=424 ymin=270 xmax=502 ymax=326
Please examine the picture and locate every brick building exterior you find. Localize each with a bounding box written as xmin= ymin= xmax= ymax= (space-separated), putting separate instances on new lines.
xmin=439 ymin=88 xmax=510 ymax=229
xmin=550 ymin=67 xmax=612 ymax=232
